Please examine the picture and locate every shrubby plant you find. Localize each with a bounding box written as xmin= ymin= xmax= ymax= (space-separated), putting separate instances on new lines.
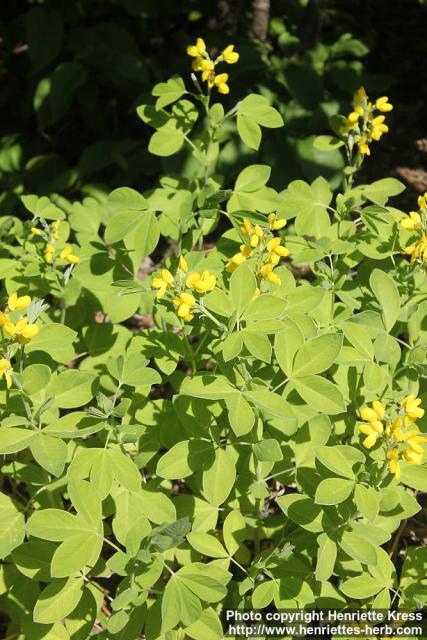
xmin=0 ymin=37 xmax=426 ymax=640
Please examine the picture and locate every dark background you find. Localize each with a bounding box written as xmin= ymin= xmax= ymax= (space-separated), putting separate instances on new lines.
xmin=0 ymin=0 xmax=425 ymax=213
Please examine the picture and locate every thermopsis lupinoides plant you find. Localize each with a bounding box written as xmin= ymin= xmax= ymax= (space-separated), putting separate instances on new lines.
xmin=0 ymin=38 xmax=426 ymax=640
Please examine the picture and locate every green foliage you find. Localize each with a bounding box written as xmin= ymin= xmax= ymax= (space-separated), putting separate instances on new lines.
xmin=0 ymin=5 xmax=426 ymax=639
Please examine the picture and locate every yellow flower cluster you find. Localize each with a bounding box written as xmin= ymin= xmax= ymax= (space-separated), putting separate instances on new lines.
xmin=401 ymin=193 xmax=427 ymax=265
xmin=0 ymin=358 xmax=13 ymax=389
xmin=344 ymin=87 xmax=392 ymax=157
xmin=186 ymin=37 xmax=239 ymax=94
xmin=32 ymin=220 xmax=80 ymax=265
xmin=151 ymin=256 xmax=216 ymax=323
xmin=359 ymin=396 xmax=426 ymax=480
xmin=0 ymin=292 xmax=39 ymax=389
xmin=226 ymin=213 xmax=289 ymax=286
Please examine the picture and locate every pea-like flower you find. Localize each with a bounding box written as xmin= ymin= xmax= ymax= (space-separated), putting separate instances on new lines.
xmin=8 ymin=292 xmax=31 ymax=312
xmin=45 ymin=243 xmax=55 ymax=263
xmin=387 ymin=449 xmax=400 ymax=479
xmin=404 ymin=235 xmax=427 ymax=264
xmin=359 ymin=420 xmax=384 ymax=449
xmin=268 ymin=213 xmax=287 ymax=230
xmin=226 ymin=245 xmax=252 ymax=273
xmin=173 ymin=292 xmax=196 ymax=322
xmin=210 ymin=73 xmax=229 ymax=94
xmin=222 ymin=44 xmax=239 ymax=64
xmin=260 ymin=263 xmax=281 ymax=285
xmin=186 ymin=270 xmax=216 ymax=294
xmin=0 ymin=358 xmax=13 ymax=389
xmin=60 ymin=244 xmax=80 ymax=264
xmin=401 ymin=394 xmax=425 ymax=424
xmin=186 ymin=38 xmax=206 ymax=58
xmin=151 ymin=269 xmax=174 ymax=299
xmin=4 ymin=317 xmax=39 ymax=344
xmin=375 ymin=96 xmax=393 ymax=112
xmin=178 ymin=256 xmax=188 ymax=273
xmin=401 ymin=211 xmax=422 ymax=231
xmin=241 ymin=218 xmax=264 ymax=248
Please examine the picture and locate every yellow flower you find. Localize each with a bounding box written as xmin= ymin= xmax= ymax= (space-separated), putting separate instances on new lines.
xmin=266 ymin=237 xmax=289 ymax=259
xmin=8 ymin=292 xmax=31 ymax=312
xmin=418 ymin=192 xmax=427 ymax=209
xmin=4 ymin=317 xmax=39 ymax=344
xmin=240 ymin=218 xmax=264 ymax=247
xmin=375 ymin=96 xmax=393 ymax=112
xmin=370 ymin=115 xmax=389 ymax=141
xmin=403 ymin=448 xmax=424 ymax=465
xmin=173 ymin=292 xmax=196 ymax=322
xmin=200 ymin=58 xmax=215 ymax=81
xmin=31 ymin=226 xmax=41 ymax=235
xmin=60 ymin=244 xmax=80 ymax=264
xmin=152 ymin=269 xmax=174 ymax=299
xmin=387 ymin=449 xmax=400 ymax=479
xmin=222 ymin=44 xmax=239 ymax=64
xmin=178 ymin=256 xmax=188 ymax=273
xmin=358 ymin=135 xmax=370 ymax=155
xmin=45 ymin=244 xmax=55 ymax=263
xmin=260 ymin=263 xmax=281 ymax=285
xmin=268 ymin=213 xmax=287 ymax=230
xmin=404 ymin=235 xmax=427 ymax=263
xmin=401 ymin=394 xmax=424 ymax=423
xmin=51 ymin=220 xmax=60 ymax=240
xmin=359 ymin=420 xmax=384 ymax=448
xmin=0 ymin=358 xmax=13 ymax=389
xmin=186 ymin=270 xmax=216 ymax=294
xmin=187 ymin=38 xmax=206 ymax=57
xmin=401 ymin=211 xmax=422 ymax=231
xmin=212 ymin=73 xmax=229 ymax=94
xmin=0 ymin=311 xmax=9 ymax=327
xmin=360 ymin=400 xmax=385 ymax=422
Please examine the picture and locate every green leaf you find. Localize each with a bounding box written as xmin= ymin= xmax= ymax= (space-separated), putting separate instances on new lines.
xmin=30 ymin=433 xmax=68 ymax=477
xmin=400 ymin=463 xmax=427 ymax=491
xmin=68 ymin=478 xmax=102 ymax=526
xmin=27 ymin=509 xmax=86 ymax=541
xmin=25 ymin=323 xmax=77 ymax=364
xmin=362 ymin=178 xmax=405 ymax=206
xmin=229 ymin=263 xmax=257 ymax=315
xmin=0 ymin=427 xmax=36 ymax=454
xmin=241 ymin=294 xmax=286 ymax=321
xmin=252 ymin=439 xmax=283 ymax=462
xmin=225 ymin=393 xmax=255 ymax=436
xmin=354 ymin=485 xmax=379 ymax=521
xmin=180 ymin=375 xmax=237 ymax=400
xmin=316 ymin=536 xmax=337 ymax=581
xmin=149 ymin=123 xmax=185 ymax=156
xmin=222 ymin=333 xmax=244 ymax=361
xmin=203 ymin=448 xmax=236 ymax=506
xmin=187 ymin=532 xmax=228 ymax=558
xmin=342 ymin=322 xmax=374 ymax=360
xmin=340 ymin=532 xmax=377 ymax=566
xmin=51 ymin=533 xmax=102 ymax=578
xmin=315 ymin=446 xmax=355 ymax=479
xmin=313 ymin=135 xmax=344 ymax=151
xmin=234 ymin=165 xmax=271 ymax=192
xmin=104 ymin=210 xmax=142 ymax=244
xmin=294 ymin=375 xmax=346 ymax=414
xmin=185 ymin=607 xmax=223 ymax=640
xmin=223 ymin=511 xmax=246 ymax=556
xmin=236 ymin=113 xmax=261 ymax=150
xmin=370 ymin=269 xmax=401 ymax=331
xmin=161 ymin=575 xmax=202 ymax=632
xmin=340 ymin=575 xmax=384 ymax=599
xmin=109 ymin=449 xmax=141 ymax=492
xmin=22 ymin=364 xmax=51 ymax=396
xmin=156 ymin=440 xmax=214 ymax=479
xmin=291 ymin=333 xmax=342 ymax=377
xmin=33 ymin=577 xmax=84 ymax=624
xmin=244 ymin=389 xmax=293 ymax=419
xmin=315 ymin=478 xmax=354 ymax=505
xmin=274 ymin=319 xmax=304 ymax=376
xmin=46 ymin=370 xmax=97 ymax=409
xmin=0 ymin=494 xmax=25 ymax=559
xmin=152 ymin=75 xmax=186 ymax=109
